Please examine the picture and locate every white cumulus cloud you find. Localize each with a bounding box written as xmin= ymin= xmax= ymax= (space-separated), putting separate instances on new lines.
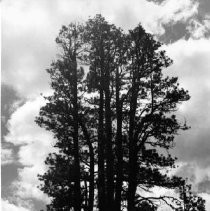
xmin=1 ymin=199 xmax=31 ymax=211
xmin=4 ymin=97 xmax=54 ymax=203
xmin=163 ymin=38 xmax=210 ymax=199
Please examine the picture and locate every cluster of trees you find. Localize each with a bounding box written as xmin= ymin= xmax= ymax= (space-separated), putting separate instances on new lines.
xmin=36 ymin=15 xmax=206 ymax=211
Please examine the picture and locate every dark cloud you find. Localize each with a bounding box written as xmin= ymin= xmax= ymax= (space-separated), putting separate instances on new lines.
xmin=153 ymin=0 xmax=210 ymax=43
xmin=198 ymin=0 xmax=210 ymax=16
xmin=158 ymin=22 xmax=189 ymax=43
xmin=1 ymin=84 xmax=25 ymax=205
xmin=1 ymin=83 xmax=24 ymax=158
xmin=1 ymin=164 xmax=22 ymax=196
xmin=173 ymin=51 xmax=210 ymax=166
xmin=1 ymin=84 xmax=21 ymax=136
xmin=197 ymin=179 xmax=210 ymax=194
xmin=175 ymin=163 xmax=210 ymax=197
xmin=175 ymin=128 xmax=210 ymax=167
xmin=146 ymin=0 xmax=166 ymax=4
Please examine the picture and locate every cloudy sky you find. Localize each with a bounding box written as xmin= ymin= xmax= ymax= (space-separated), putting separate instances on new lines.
xmin=1 ymin=0 xmax=210 ymax=210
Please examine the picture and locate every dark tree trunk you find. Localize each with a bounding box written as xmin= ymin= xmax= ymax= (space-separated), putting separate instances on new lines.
xmin=84 ymin=179 xmax=88 ymax=210
xmin=127 ymin=81 xmax=138 ymax=211
xmin=115 ymin=67 xmax=123 ymax=211
xmin=88 ymin=144 xmax=95 ymax=211
xmin=127 ymin=145 xmax=138 ymax=211
xmin=105 ymin=69 xmax=114 ymax=211
xmin=72 ymin=57 xmax=81 ymax=211
xmin=98 ymin=88 xmax=106 ymax=211
xmin=79 ymin=120 xmax=94 ymax=211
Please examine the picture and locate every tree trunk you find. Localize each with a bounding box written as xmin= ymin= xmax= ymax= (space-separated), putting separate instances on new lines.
xmin=79 ymin=120 xmax=94 ymax=211
xmin=115 ymin=67 xmax=123 ymax=211
xmin=127 ymin=81 xmax=138 ymax=211
xmin=105 ymin=69 xmax=114 ymax=210
xmin=84 ymin=179 xmax=88 ymax=210
xmin=88 ymin=145 xmax=95 ymax=211
xmin=72 ymin=57 xmax=81 ymax=211
xmin=98 ymin=88 xmax=106 ymax=211
xmin=127 ymin=144 xmax=138 ymax=211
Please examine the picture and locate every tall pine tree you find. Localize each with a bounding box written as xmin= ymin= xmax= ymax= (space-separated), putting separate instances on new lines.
xmin=36 ymin=15 xmax=205 ymax=211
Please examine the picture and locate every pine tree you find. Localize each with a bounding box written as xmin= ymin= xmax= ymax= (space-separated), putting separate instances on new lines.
xmin=36 ymin=24 xmax=85 ymax=211
xmin=84 ymin=15 xmax=127 ymax=210
xmin=176 ymin=183 xmax=206 ymax=211
xmin=36 ymin=15 xmax=206 ymax=211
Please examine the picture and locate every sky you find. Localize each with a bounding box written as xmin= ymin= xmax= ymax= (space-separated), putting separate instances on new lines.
xmin=1 ymin=0 xmax=210 ymax=210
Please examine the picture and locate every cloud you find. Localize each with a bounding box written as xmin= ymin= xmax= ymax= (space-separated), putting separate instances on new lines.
xmin=4 ymin=38 xmax=210 ymax=209
xmin=161 ymin=38 xmax=210 ymax=200
xmin=4 ymin=98 xmax=54 ymax=204
xmin=1 ymin=0 xmax=208 ymax=209
xmin=1 ymin=199 xmax=31 ymax=211
xmin=175 ymin=163 xmax=210 ymax=189
xmin=1 ymin=84 xmax=22 ymax=142
xmin=199 ymin=193 xmax=210 ymax=210
xmin=198 ymin=0 xmax=210 ymax=16
xmin=164 ymin=38 xmax=210 ymax=166
xmin=187 ymin=17 xmax=210 ymax=39
xmin=2 ymin=0 xmax=198 ymax=98
xmin=6 ymin=98 xmax=50 ymax=145
xmin=1 ymin=148 xmax=14 ymax=166
xmin=144 ymin=0 xmax=198 ymax=34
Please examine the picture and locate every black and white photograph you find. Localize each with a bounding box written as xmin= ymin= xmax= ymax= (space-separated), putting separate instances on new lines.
xmin=1 ymin=0 xmax=210 ymax=210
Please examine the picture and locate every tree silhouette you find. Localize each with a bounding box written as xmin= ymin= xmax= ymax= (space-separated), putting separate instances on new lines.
xmin=36 ymin=15 xmax=205 ymax=211
xmin=36 ymin=24 xmax=85 ymax=211
xmin=176 ymin=183 xmax=206 ymax=211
